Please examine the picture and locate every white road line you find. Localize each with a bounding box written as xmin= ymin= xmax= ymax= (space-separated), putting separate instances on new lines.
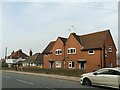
xmin=46 ymin=87 xmax=56 ymax=90
xmin=16 ymin=79 xmax=34 ymax=85
xmin=46 ymin=86 xmax=50 ymax=89
xmin=3 ymin=76 xmax=10 ymax=79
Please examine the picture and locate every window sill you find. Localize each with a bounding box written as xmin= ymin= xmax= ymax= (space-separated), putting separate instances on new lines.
xmin=55 ymin=54 xmax=62 ymax=56
xmin=67 ymin=53 xmax=76 ymax=55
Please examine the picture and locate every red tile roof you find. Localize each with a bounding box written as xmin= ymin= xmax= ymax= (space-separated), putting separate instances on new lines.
xmin=24 ymin=53 xmax=42 ymax=63
xmin=42 ymin=41 xmax=55 ymax=54
xmin=59 ymin=37 xmax=67 ymax=44
xmin=79 ymin=30 xmax=110 ymax=50
xmin=7 ymin=49 xmax=28 ymax=59
xmin=43 ymin=30 xmax=115 ymax=53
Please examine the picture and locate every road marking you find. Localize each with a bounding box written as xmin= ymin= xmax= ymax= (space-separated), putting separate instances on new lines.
xmin=3 ymin=76 xmax=10 ymax=79
xmin=16 ymin=79 xmax=34 ymax=85
xmin=46 ymin=86 xmax=50 ymax=89
xmin=46 ymin=87 xmax=56 ymax=90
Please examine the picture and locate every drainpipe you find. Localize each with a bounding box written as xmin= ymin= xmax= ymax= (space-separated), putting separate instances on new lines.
xmin=63 ymin=43 xmax=66 ymax=69
xmin=100 ymin=49 xmax=102 ymax=69
xmin=103 ymin=44 xmax=106 ymax=68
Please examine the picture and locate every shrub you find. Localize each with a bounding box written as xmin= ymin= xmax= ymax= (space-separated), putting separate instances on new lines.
xmin=4 ymin=67 xmax=85 ymax=77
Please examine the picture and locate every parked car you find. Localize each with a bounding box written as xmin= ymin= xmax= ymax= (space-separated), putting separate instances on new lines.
xmin=80 ymin=67 xmax=120 ymax=89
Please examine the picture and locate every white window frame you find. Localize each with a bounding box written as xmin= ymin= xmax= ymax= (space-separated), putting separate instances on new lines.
xmin=79 ymin=62 xmax=86 ymax=69
xmin=88 ymin=50 xmax=95 ymax=55
xmin=67 ymin=48 xmax=76 ymax=54
xmin=68 ymin=61 xmax=75 ymax=69
xmin=108 ymin=46 xmax=112 ymax=53
xmin=56 ymin=60 xmax=61 ymax=68
xmin=105 ymin=49 xmax=107 ymax=58
xmin=55 ymin=49 xmax=62 ymax=55
xmin=109 ymin=62 xmax=113 ymax=68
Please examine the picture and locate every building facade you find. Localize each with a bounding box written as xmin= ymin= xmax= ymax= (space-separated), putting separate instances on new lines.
xmin=6 ymin=49 xmax=28 ymax=67
xmin=42 ymin=30 xmax=117 ymax=72
xmin=23 ymin=53 xmax=43 ymax=68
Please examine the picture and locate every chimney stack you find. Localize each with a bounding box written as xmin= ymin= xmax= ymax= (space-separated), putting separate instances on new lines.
xmin=29 ymin=49 xmax=32 ymax=56
xmin=11 ymin=51 xmax=14 ymax=54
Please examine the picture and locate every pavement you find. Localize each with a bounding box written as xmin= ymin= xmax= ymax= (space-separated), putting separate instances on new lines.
xmin=2 ymin=70 xmax=80 ymax=82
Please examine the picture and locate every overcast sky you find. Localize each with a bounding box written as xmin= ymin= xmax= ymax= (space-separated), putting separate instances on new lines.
xmin=0 ymin=0 xmax=119 ymax=58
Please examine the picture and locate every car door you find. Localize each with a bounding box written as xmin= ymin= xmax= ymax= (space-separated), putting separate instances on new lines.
xmin=94 ymin=69 xmax=119 ymax=88
xmin=90 ymin=69 xmax=109 ymax=85
xmin=105 ymin=69 xmax=120 ymax=88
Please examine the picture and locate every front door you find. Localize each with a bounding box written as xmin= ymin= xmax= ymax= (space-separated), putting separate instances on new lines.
xmin=50 ymin=62 xmax=54 ymax=68
xmin=79 ymin=62 xmax=85 ymax=69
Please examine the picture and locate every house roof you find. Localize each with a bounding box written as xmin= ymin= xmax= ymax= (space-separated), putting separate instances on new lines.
xmin=69 ymin=30 xmax=111 ymax=50
xmin=59 ymin=37 xmax=67 ymax=44
xmin=42 ymin=41 xmax=55 ymax=54
xmin=7 ymin=49 xmax=28 ymax=59
xmin=78 ymin=30 xmax=109 ymax=50
xmin=71 ymin=33 xmax=82 ymax=45
xmin=24 ymin=53 xmax=42 ymax=63
xmin=43 ymin=30 xmax=115 ymax=53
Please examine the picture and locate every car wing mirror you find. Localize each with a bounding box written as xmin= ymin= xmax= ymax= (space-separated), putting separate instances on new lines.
xmin=93 ymin=72 xmax=97 ymax=75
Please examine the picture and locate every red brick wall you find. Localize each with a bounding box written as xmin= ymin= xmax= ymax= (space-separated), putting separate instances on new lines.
xmin=82 ymin=50 xmax=101 ymax=72
xmin=43 ymin=37 xmax=66 ymax=69
xmin=52 ymin=37 xmax=65 ymax=69
xmin=43 ymin=54 xmax=52 ymax=69
xmin=104 ymin=32 xmax=117 ymax=68
xmin=43 ymin=31 xmax=117 ymax=72
xmin=64 ymin=34 xmax=83 ymax=69
xmin=64 ymin=34 xmax=101 ymax=72
xmin=65 ymin=34 xmax=102 ymax=72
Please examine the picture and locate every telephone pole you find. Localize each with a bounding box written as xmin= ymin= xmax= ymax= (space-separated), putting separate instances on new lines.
xmin=5 ymin=47 xmax=7 ymax=59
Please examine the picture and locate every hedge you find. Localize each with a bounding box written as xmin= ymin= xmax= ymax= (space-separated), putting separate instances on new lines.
xmin=3 ymin=67 xmax=85 ymax=77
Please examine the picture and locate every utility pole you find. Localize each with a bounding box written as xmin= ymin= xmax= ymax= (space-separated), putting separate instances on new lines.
xmin=5 ymin=47 xmax=7 ymax=59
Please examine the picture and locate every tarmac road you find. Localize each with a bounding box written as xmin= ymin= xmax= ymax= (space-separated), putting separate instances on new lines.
xmin=2 ymin=70 xmax=115 ymax=90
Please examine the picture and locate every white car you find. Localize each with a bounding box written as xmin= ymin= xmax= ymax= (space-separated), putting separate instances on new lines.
xmin=80 ymin=67 xmax=120 ymax=89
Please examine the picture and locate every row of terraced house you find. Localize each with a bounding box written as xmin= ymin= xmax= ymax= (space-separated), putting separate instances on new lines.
xmin=3 ymin=30 xmax=117 ymax=72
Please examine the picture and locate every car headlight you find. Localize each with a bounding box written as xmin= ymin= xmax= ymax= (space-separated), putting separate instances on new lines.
xmin=81 ymin=75 xmax=84 ymax=78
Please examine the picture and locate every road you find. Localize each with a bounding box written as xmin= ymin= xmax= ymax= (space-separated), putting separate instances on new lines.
xmin=2 ymin=71 xmax=114 ymax=90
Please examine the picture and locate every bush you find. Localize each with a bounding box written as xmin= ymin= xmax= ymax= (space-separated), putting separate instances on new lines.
xmin=4 ymin=67 xmax=85 ymax=77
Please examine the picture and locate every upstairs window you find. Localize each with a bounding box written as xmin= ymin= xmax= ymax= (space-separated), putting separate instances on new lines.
xmin=108 ymin=46 xmax=112 ymax=53
xmin=68 ymin=48 xmax=76 ymax=54
xmin=88 ymin=50 xmax=95 ymax=55
xmin=55 ymin=49 xmax=62 ymax=55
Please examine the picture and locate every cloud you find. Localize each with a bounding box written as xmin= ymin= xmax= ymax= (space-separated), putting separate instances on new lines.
xmin=1 ymin=0 xmax=119 ymax=2
xmin=1 ymin=2 xmax=118 ymax=58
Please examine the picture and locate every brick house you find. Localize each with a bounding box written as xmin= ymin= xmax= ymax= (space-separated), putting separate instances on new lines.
xmin=6 ymin=49 xmax=29 ymax=67
xmin=50 ymin=37 xmax=67 ymax=69
xmin=23 ymin=53 xmax=43 ymax=68
xmin=42 ymin=30 xmax=117 ymax=72
xmin=42 ymin=41 xmax=56 ymax=69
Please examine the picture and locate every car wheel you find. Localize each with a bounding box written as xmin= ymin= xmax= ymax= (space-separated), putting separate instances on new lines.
xmin=83 ymin=78 xmax=92 ymax=86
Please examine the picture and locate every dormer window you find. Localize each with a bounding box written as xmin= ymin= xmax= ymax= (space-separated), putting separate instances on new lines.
xmin=88 ymin=50 xmax=95 ymax=55
xmin=55 ymin=49 xmax=62 ymax=55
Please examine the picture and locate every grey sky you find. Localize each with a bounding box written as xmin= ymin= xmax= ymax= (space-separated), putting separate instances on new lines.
xmin=1 ymin=0 xmax=119 ymax=58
